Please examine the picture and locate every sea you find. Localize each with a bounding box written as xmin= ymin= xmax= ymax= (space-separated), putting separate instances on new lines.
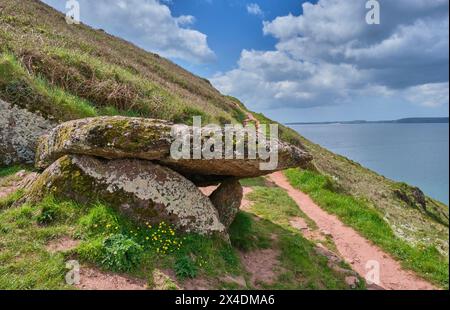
xmin=290 ymin=123 xmax=449 ymax=205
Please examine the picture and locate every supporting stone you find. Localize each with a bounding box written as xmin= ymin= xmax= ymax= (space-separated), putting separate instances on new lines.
xmin=209 ymin=179 xmax=243 ymax=228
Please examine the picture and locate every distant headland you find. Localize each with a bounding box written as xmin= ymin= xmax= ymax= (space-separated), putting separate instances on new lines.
xmin=286 ymin=117 xmax=449 ymax=125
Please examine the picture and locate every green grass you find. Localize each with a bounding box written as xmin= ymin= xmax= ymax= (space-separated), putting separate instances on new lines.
xmin=33 ymin=76 xmax=97 ymax=118
xmin=0 ymin=185 xmax=359 ymax=290
xmin=229 ymin=212 xmax=353 ymax=290
xmin=239 ymin=177 xmax=267 ymax=187
xmin=0 ymin=189 xmax=24 ymax=210
xmin=284 ymin=168 xmax=449 ymax=289
xmin=47 ymin=47 xmax=183 ymax=120
xmin=0 ymin=196 xmax=243 ymax=289
xmin=0 ymin=166 xmax=28 ymax=210
xmin=229 ymin=212 xmax=270 ymax=251
xmin=0 ymin=165 xmax=23 ymax=178
xmin=72 ymin=202 xmax=244 ymax=283
xmin=0 ymin=52 xmax=97 ymax=120
xmin=234 ymin=185 xmax=361 ymax=290
xmin=0 ymin=197 xmax=83 ymax=289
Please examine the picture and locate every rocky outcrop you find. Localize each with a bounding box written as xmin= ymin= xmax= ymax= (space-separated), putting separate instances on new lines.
xmin=27 ymin=155 xmax=225 ymax=235
xmin=209 ymin=179 xmax=243 ymax=228
xmin=393 ymin=183 xmax=449 ymax=226
xmin=29 ymin=116 xmax=313 ymax=233
xmin=35 ymin=116 xmax=173 ymax=169
xmin=0 ymin=99 xmax=55 ymax=165
xmin=160 ymin=140 xmax=311 ymax=179
xmin=35 ymin=116 xmax=312 ymax=179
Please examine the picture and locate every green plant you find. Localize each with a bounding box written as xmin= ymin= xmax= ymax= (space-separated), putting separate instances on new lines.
xmin=174 ymin=255 xmax=198 ymax=279
xmin=101 ymin=234 xmax=143 ymax=272
xmin=239 ymin=177 xmax=266 ymax=187
xmin=0 ymin=165 xmax=23 ymax=178
xmin=229 ymin=212 xmax=254 ymax=251
xmin=0 ymin=189 xmax=24 ymax=210
xmin=77 ymin=237 xmax=104 ymax=263
xmin=77 ymin=202 xmax=120 ymax=237
xmin=0 ymin=52 xmax=97 ymax=120
xmin=219 ymin=246 xmax=239 ymax=267
xmin=37 ymin=205 xmax=57 ymax=225
xmin=172 ymin=107 xmax=210 ymax=125
xmin=34 ymin=195 xmax=84 ymax=226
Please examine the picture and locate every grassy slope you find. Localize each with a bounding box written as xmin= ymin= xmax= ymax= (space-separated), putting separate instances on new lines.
xmin=0 ymin=167 xmax=354 ymax=290
xmin=284 ymin=169 xmax=448 ymax=288
xmin=0 ymin=0 xmax=246 ymax=124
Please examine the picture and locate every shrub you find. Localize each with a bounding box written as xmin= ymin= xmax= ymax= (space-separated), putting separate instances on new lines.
xmin=219 ymin=246 xmax=239 ymax=267
xmin=175 ymin=255 xmax=198 ymax=279
xmin=37 ymin=204 xmax=57 ymax=225
xmin=101 ymin=234 xmax=143 ymax=272
xmin=172 ymin=107 xmax=209 ymax=125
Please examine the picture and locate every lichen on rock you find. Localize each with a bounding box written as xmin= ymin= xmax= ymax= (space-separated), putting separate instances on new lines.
xmin=29 ymin=116 xmax=314 ymax=234
xmin=35 ymin=116 xmax=313 ymax=179
xmin=27 ymin=155 xmax=225 ymax=235
xmin=0 ymin=99 xmax=55 ymax=165
xmin=35 ymin=116 xmax=173 ymax=169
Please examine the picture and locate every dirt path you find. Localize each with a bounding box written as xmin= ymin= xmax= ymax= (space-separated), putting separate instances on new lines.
xmin=268 ymin=171 xmax=437 ymax=290
xmin=0 ymin=170 xmax=38 ymax=199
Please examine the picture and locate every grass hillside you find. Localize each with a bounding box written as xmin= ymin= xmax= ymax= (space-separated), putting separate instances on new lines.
xmin=0 ymin=0 xmax=246 ymax=124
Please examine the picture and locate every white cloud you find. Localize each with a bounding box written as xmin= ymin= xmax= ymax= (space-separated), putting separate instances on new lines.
xmin=176 ymin=15 xmax=196 ymax=26
xmin=405 ymin=83 xmax=450 ymax=108
xmin=42 ymin=0 xmax=215 ymax=63
xmin=213 ymin=0 xmax=449 ymax=110
xmin=247 ymin=3 xmax=264 ymax=17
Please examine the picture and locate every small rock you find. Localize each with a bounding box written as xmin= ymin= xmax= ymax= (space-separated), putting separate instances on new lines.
xmin=345 ymin=276 xmax=360 ymax=289
xmin=320 ymin=229 xmax=333 ymax=237
xmin=314 ymin=245 xmax=342 ymax=263
xmin=1 ymin=99 xmax=55 ymax=166
xmin=367 ymin=282 xmax=385 ymax=290
xmin=221 ymin=275 xmax=247 ymax=287
xmin=16 ymin=170 xmax=27 ymax=178
xmin=289 ymin=217 xmax=308 ymax=230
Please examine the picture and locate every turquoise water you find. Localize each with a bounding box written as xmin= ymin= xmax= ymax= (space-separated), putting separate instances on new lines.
xmin=291 ymin=123 xmax=449 ymax=205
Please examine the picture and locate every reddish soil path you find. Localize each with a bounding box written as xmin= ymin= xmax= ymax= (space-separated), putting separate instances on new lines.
xmin=268 ymin=171 xmax=437 ymax=290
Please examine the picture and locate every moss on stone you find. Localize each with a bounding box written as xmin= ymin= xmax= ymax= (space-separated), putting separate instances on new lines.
xmin=35 ymin=116 xmax=173 ymax=169
xmin=27 ymin=155 xmax=225 ymax=235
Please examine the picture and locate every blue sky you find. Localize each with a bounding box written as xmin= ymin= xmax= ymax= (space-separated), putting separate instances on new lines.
xmin=42 ymin=0 xmax=449 ymax=122
xmin=167 ymin=0 xmax=304 ymax=76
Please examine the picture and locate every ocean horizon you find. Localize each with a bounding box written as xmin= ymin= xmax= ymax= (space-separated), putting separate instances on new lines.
xmin=291 ymin=123 xmax=449 ymax=205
